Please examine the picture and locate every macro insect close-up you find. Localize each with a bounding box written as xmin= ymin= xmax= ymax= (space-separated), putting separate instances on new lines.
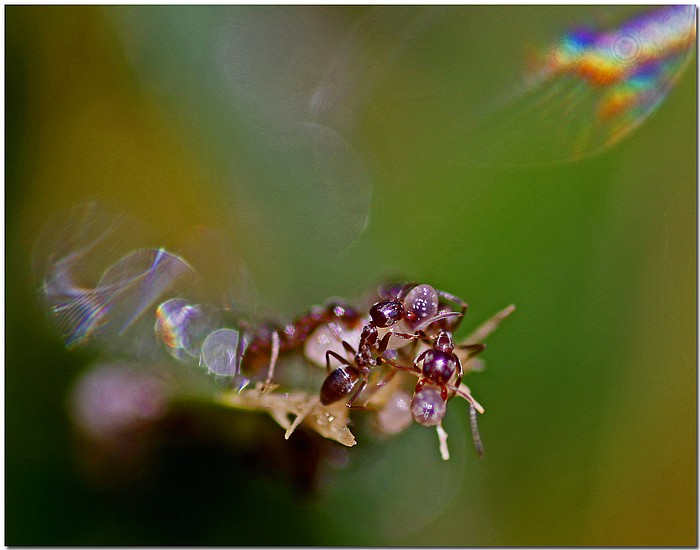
xmin=6 ymin=5 xmax=696 ymax=546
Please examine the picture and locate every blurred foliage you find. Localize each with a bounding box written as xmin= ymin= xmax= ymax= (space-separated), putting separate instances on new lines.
xmin=6 ymin=5 xmax=696 ymax=546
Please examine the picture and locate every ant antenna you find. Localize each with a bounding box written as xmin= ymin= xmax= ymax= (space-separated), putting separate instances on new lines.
xmin=469 ymin=404 xmax=484 ymax=459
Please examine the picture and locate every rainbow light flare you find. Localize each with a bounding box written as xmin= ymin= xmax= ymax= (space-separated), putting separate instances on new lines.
xmin=542 ymin=6 xmax=696 ymax=133
xmin=544 ymin=7 xmax=696 ymax=86
xmin=474 ymin=5 xmax=696 ymax=165
xmin=45 ymin=249 xmax=196 ymax=349
xmin=155 ymin=299 xmax=222 ymax=361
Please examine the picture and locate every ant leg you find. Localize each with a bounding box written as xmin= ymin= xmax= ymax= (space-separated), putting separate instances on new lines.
xmin=327 ymin=321 xmax=344 ymax=342
xmin=414 ymin=311 xmax=462 ymax=332
xmin=469 ymin=404 xmax=484 ymax=458
xmin=414 ymin=349 xmax=430 ymax=370
xmin=346 ymin=378 xmax=368 ymax=409
xmin=437 ymin=289 xmax=468 ymax=311
xmin=453 ymin=357 xmax=465 ymax=393
xmin=437 ymin=289 xmax=468 ymax=331
xmin=398 ymin=282 xmax=419 ymax=301
xmin=379 ymin=356 xmax=421 ymax=377
xmin=392 ymin=331 xmax=420 ymax=341
xmin=445 ymin=382 xmax=485 ymax=414
xmin=346 ymin=365 xmax=402 ymax=409
xmin=261 ymin=331 xmax=280 ymax=393
xmin=341 ymin=340 xmax=356 ymax=356
xmin=326 ymin=349 xmax=352 ymax=374
xmin=377 ymin=331 xmax=418 ymax=353
xmin=378 ymin=332 xmax=392 ymax=353
xmin=374 ymin=366 xmax=398 ymax=389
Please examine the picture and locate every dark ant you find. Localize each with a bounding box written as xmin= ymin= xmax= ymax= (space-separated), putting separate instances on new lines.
xmin=319 ymin=283 xmax=468 ymax=408
xmin=382 ymin=328 xmax=487 ymax=457
xmin=318 ymin=307 xmax=418 ymax=408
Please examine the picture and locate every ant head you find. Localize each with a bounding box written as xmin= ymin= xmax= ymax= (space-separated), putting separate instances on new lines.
xmin=434 ymin=330 xmax=455 ymax=353
xmin=410 ymin=385 xmax=447 ymax=427
xmin=369 ymin=300 xmax=404 ymax=328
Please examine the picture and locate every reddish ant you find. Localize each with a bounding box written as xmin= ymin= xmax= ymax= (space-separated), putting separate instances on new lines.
xmin=239 ymin=300 xmax=364 ymax=391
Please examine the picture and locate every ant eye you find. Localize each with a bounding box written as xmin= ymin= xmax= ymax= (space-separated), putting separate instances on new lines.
xmin=410 ymin=386 xmax=447 ymax=427
xmin=402 ymin=284 xmax=439 ymax=329
xmin=369 ymin=300 xmax=403 ymax=327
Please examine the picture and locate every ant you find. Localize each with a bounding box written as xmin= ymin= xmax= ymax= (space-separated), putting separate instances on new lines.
xmin=382 ymin=328 xmax=487 ymax=457
xmin=319 ymin=283 xmax=467 ymax=408
xmin=239 ymin=300 xmax=364 ymax=391
xmin=318 ymin=304 xmax=419 ymax=408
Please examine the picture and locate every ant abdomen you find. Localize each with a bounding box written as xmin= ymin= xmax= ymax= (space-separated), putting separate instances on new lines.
xmin=320 ymin=366 xmax=360 ymax=405
xmin=410 ymin=385 xmax=447 ymax=427
xmin=401 ymin=284 xmax=440 ymax=329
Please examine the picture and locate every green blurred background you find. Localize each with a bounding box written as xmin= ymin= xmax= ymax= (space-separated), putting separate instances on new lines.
xmin=6 ymin=6 xmax=696 ymax=546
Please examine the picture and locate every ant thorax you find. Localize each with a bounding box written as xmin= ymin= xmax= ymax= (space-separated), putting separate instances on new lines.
xmin=410 ymin=386 xmax=447 ymax=427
